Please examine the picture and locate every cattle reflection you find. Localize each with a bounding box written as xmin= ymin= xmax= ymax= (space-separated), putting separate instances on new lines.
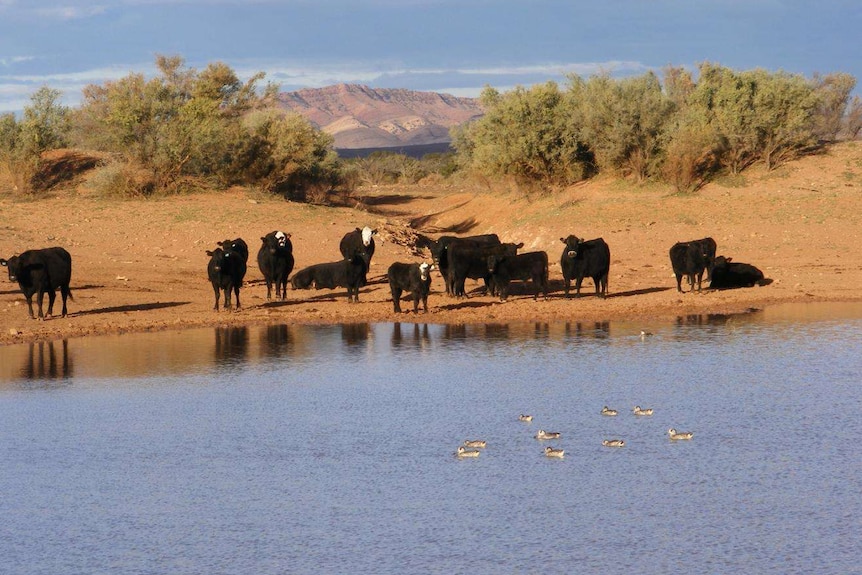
xmin=564 ymin=321 xmax=611 ymax=339
xmin=443 ymin=324 xmax=468 ymax=341
xmin=390 ymin=322 xmax=431 ymax=350
xmin=214 ymin=326 xmax=249 ymax=364
xmin=19 ymin=339 xmax=73 ymax=381
xmin=341 ymin=323 xmax=371 ymax=348
xmin=261 ymin=324 xmax=293 ymax=357
xmin=675 ymin=314 xmax=734 ymax=328
xmin=484 ymin=323 xmax=510 ymax=341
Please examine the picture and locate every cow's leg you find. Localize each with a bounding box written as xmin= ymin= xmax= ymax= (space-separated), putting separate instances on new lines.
xmin=675 ymin=274 xmax=684 ymax=292
xmin=233 ymin=285 xmax=241 ymax=310
xmin=265 ymin=279 xmax=272 ymax=301
xmin=60 ymin=286 xmax=70 ymax=317
xmin=36 ymin=289 xmax=46 ymax=319
xmin=223 ymin=285 xmax=232 ymax=310
xmin=212 ymin=284 xmax=220 ymax=311
xmin=391 ymin=287 xmax=402 ymax=312
xmin=45 ymin=288 xmax=57 ymax=319
xmin=574 ymin=276 xmax=584 ymax=297
xmin=563 ymin=277 xmax=570 ymax=298
xmin=25 ymin=294 xmax=36 ymax=319
xmin=421 ymin=294 xmax=428 ymax=313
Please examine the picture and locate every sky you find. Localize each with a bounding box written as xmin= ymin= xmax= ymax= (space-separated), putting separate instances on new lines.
xmin=1 ymin=0 xmax=861 ymax=113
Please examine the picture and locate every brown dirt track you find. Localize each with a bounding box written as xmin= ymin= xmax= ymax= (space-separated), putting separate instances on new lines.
xmin=2 ymin=142 xmax=862 ymax=346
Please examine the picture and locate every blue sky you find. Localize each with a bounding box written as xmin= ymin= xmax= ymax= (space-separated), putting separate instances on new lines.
xmin=1 ymin=0 xmax=860 ymax=112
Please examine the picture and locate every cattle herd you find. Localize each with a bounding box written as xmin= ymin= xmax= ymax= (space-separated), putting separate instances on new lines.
xmin=1 ymin=226 xmax=767 ymax=321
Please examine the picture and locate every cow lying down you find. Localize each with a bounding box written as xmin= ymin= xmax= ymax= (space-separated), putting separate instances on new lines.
xmin=290 ymin=255 xmax=368 ymax=303
xmin=709 ymin=256 xmax=766 ymax=289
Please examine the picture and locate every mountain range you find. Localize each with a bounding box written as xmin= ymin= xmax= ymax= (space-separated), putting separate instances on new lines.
xmin=276 ymin=84 xmax=484 ymax=152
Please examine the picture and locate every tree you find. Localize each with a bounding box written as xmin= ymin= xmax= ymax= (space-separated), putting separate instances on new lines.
xmin=811 ymin=72 xmax=856 ymax=142
xmin=750 ymin=69 xmax=818 ymax=170
xmin=577 ymin=71 xmax=673 ymax=181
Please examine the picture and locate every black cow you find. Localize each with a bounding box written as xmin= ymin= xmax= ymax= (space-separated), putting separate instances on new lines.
xmin=709 ymin=256 xmax=765 ymax=289
xmin=340 ymin=226 xmax=377 ymax=268
xmin=559 ymin=235 xmax=610 ymax=298
xmin=425 ymin=234 xmax=501 ymax=295
xmin=487 ymin=251 xmax=549 ymax=301
xmin=290 ymin=254 xmax=368 ymax=303
xmin=676 ymin=237 xmax=717 ymax=280
xmin=257 ymin=230 xmax=295 ymax=301
xmin=447 ymin=242 xmax=522 ymax=298
xmin=387 ymin=262 xmax=434 ymax=313
xmin=218 ymin=238 xmax=249 ymax=263
xmin=669 ymin=241 xmax=709 ymax=292
xmin=1 ymin=247 xmax=73 ymax=319
xmin=207 ymin=241 xmax=247 ymax=311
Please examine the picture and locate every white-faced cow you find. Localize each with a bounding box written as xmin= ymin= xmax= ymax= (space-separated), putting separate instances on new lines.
xmin=257 ymin=230 xmax=295 ymax=301
xmin=669 ymin=241 xmax=710 ymax=292
xmin=1 ymin=247 xmax=73 ymax=320
xmin=387 ymin=262 xmax=434 ymax=313
xmin=559 ymin=235 xmax=610 ymax=298
xmin=290 ymin=254 xmax=368 ymax=303
xmin=709 ymin=256 xmax=765 ymax=289
xmin=340 ymin=226 xmax=377 ymax=272
xmin=487 ymin=251 xmax=549 ymax=301
xmin=207 ymin=239 xmax=247 ymax=311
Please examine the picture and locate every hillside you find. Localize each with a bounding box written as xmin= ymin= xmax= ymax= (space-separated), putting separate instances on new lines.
xmin=1 ymin=142 xmax=862 ymax=345
xmin=277 ymin=84 xmax=483 ymax=150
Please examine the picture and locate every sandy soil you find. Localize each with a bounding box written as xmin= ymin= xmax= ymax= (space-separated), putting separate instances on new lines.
xmin=2 ymin=142 xmax=862 ymax=346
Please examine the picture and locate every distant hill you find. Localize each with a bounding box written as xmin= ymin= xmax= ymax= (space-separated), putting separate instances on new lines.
xmin=276 ymin=84 xmax=483 ymax=151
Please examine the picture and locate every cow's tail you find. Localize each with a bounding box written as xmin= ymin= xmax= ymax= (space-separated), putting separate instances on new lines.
xmin=63 ymin=285 xmax=74 ymax=301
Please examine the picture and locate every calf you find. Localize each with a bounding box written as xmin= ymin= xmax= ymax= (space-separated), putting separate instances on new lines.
xmin=425 ymin=234 xmax=501 ymax=295
xmin=340 ymin=226 xmax=377 ymax=269
xmin=257 ymin=230 xmax=295 ymax=300
xmin=1 ymin=247 xmax=73 ymax=319
xmin=387 ymin=262 xmax=434 ymax=313
xmin=207 ymin=242 xmax=247 ymax=311
xmin=218 ymin=238 xmax=249 ymax=263
xmin=447 ymin=242 xmax=522 ymax=298
xmin=709 ymin=256 xmax=765 ymax=289
xmin=677 ymin=237 xmax=717 ymax=280
xmin=290 ymin=254 xmax=368 ymax=303
xmin=669 ymin=241 xmax=709 ymax=292
xmin=559 ymin=235 xmax=610 ymax=298
xmin=488 ymin=251 xmax=549 ymax=301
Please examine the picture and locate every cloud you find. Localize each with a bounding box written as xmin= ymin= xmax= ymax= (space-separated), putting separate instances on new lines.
xmin=0 ymin=58 xmax=652 ymax=112
xmin=33 ymin=5 xmax=108 ymax=19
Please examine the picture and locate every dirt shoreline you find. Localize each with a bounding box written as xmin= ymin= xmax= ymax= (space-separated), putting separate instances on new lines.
xmin=3 ymin=142 xmax=862 ymax=346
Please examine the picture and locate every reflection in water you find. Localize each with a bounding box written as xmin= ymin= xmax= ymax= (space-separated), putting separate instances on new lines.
xmin=390 ymin=323 xmax=431 ymax=351
xmin=443 ymin=324 xmax=467 ymax=342
xmin=483 ymin=323 xmax=510 ymax=341
xmin=564 ymin=321 xmax=611 ymax=338
xmin=341 ymin=323 xmax=371 ymax=348
xmin=214 ymin=326 xmax=249 ymax=364
xmin=19 ymin=340 xmax=73 ymax=381
xmin=261 ymin=325 xmax=293 ymax=358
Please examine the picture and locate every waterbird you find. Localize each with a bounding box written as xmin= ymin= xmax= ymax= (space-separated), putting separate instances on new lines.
xmin=601 ymin=406 xmax=618 ymax=416
xmin=632 ymin=406 xmax=654 ymax=416
xmin=463 ymin=440 xmax=486 ymax=449
xmin=544 ymin=446 xmax=565 ymax=458
xmin=519 ymin=414 xmax=533 ymax=422
xmin=456 ymin=446 xmax=481 ymax=458
xmin=535 ymin=430 xmax=561 ymax=440
xmin=668 ymin=428 xmax=694 ymax=440
xmin=602 ymin=439 xmax=625 ymax=448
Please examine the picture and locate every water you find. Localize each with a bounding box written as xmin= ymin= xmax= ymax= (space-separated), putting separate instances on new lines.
xmin=1 ymin=304 xmax=861 ymax=575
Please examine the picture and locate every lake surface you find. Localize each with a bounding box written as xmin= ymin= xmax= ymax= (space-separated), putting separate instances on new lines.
xmin=1 ymin=303 xmax=861 ymax=575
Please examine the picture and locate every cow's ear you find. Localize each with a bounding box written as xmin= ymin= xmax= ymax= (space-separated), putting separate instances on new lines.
xmin=726 ymin=257 xmax=733 ymax=262
xmin=285 ymin=233 xmax=291 ymax=239
xmin=0 ymin=259 xmax=6 ymax=267
xmin=355 ymin=227 xmax=361 ymax=232
xmin=559 ymin=238 xmax=566 ymax=244
xmin=372 ymin=228 xmax=378 ymax=234
xmin=206 ymin=250 xmax=214 ymax=256
xmin=261 ymin=237 xmax=266 ymax=242
xmin=516 ymin=242 xmax=524 ymax=249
